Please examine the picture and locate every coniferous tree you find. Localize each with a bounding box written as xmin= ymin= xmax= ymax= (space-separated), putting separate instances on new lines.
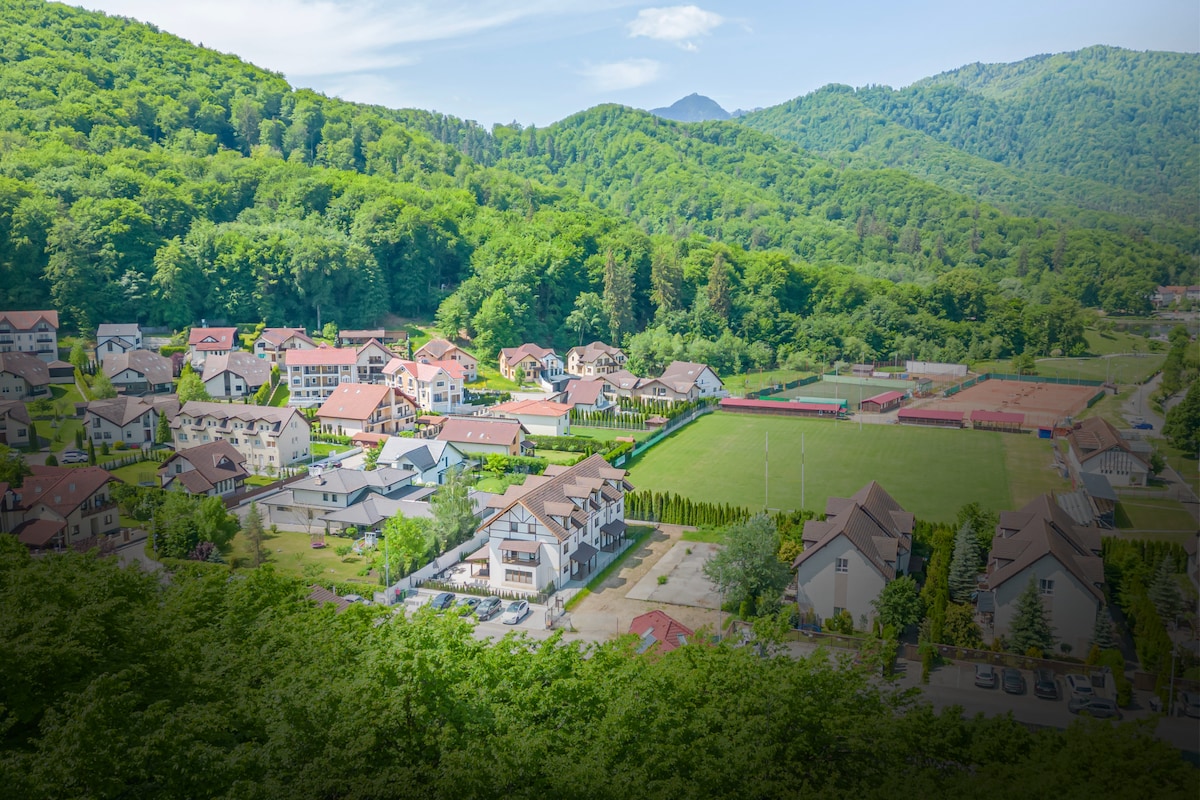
xmin=1147 ymin=555 xmax=1183 ymax=625
xmin=948 ymin=522 xmax=981 ymax=603
xmin=1091 ymin=605 xmax=1119 ymax=651
xmin=244 ymin=501 xmax=266 ymax=567
xmin=1009 ymin=576 xmax=1055 ymax=655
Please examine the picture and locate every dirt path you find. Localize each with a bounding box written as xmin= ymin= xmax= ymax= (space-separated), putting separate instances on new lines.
xmin=567 ymin=523 xmax=727 ymax=638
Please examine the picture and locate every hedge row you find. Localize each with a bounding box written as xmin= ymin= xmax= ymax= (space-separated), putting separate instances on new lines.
xmin=626 ymin=489 xmax=752 ymax=528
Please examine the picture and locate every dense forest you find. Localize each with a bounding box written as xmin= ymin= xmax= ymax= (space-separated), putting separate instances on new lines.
xmin=741 ymin=46 xmax=1200 ymax=228
xmin=0 ymin=1 xmax=1195 ymax=374
xmin=1 ymin=540 xmax=1195 ymax=799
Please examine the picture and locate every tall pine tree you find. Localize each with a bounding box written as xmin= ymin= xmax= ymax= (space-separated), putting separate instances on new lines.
xmin=1009 ymin=576 xmax=1055 ymax=655
xmin=948 ymin=521 xmax=981 ymax=603
xmin=1091 ymin=605 xmax=1118 ymax=651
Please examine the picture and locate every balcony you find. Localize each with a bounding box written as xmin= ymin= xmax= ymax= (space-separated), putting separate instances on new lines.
xmin=501 ymin=553 xmax=540 ymax=566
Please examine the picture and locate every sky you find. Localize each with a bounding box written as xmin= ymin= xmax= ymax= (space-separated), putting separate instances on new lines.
xmin=78 ymin=1 xmax=1200 ymax=128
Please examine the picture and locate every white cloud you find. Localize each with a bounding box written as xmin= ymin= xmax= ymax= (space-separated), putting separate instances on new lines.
xmin=581 ymin=58 xmax=662 ymax=91
xmin=81 ymin=0 xmax=564 ymax=77
xmin=627 ymin=5 xmax=723 ymax=48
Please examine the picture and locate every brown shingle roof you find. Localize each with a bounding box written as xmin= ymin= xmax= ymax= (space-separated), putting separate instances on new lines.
xmin=19 ymin=466 xmax=117 ymax=517
xmin=985 ymin=494 xmax=1104 ymax=601
xmin=317 ymin=383 xmax=394 ymax=422
xmin=0 ymin=310 xmax=58 ymax=330
xmin=159 ymin=440 xmax=248 ymax=494
xmin=201 ymin=351 xmax=271 ymax=388
xmin=85 ymin=396 xmax=179 ymax=427
xmin=1066 ymin=417 xmax=1147 ymax=469
xmin=103 ymin=350 xmax=174 ymax=387
xmin=794 ymin=481 xmax=912 ymax=579
xmin=0 ymin=353 xmax=50 ymax=386
xmin=436 ymin=417 xmax=524 ymax=447
xmin=500 ymin=343 xmax=556 ymax=363
xmin=257 ymin=327 xmax=314 ymax=347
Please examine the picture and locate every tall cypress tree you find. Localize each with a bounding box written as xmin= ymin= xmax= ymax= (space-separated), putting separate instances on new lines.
xmin=948 ymin=522 xmax=982 ymax=603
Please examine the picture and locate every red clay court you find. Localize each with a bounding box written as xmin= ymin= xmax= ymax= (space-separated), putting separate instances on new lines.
xmin=921 ymin=379 xmax=1099 ymax=429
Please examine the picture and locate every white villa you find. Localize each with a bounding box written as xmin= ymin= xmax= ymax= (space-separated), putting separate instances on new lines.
xmin=468 ymin=454 xmax=633 ymax=595
xmin=172 ymin=402 xmax=311 ymax=473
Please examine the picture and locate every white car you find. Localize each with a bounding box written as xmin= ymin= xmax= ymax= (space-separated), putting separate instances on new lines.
xmin=501 ymin=599 xmax=530 ymax=625
xmin=1065 ymin=674 xmax=1094 ymax=698
xmin=60 ymin=450 xmax=88 ymax=464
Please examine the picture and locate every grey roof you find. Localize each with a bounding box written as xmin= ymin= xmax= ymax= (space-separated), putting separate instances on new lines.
xmin=377 ymin=437 xmax=461 ymax=472
xmin=0 ymin=353 xmax=49 ymax=386
xmin=569 ymin=542 xmax=599 ymax=563
xmin=96 ymin=323 xmax=140 ymax=338
xmin=103 ymin=350 xmax=173 ymax=387
xmin=986 ymin=494 xmax=1104 ymax=602
xmin=1079 ymin=472 xmax=1117 ymax=502
xmin=86 ymin=396 xmax=179 ymax=427
xmin=202 ymin=351 xmax=271 ymax=387
xmin=976 ymin=592 xmax=995 ymax=613
xmin=292 ymin=466 xmax=415 ymax=495
xmin=1055 ymin=491 xmax=1095 ymax=527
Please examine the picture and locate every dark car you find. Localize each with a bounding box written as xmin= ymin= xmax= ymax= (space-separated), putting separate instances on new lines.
xmin=1069 ymin=696 xmax=1122 ymax=720
xmin=1033 ymin=669 xmax=1058 ymax=700
xmin=1001 ymin=667 xmax=1026 ymax=695
xmin=427 ymin=591 xmax=455 ymax=611
xmin=475 ymin=596 xmax=503 ymax=621
xmin=455 ymin=596 xmax=481 ymax=616
xmin=1133 ymin=422 xmax=1153 ymax=430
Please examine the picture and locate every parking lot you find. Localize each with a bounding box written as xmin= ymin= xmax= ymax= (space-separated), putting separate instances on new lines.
xmin=394 ymin=588 xmax=554 ymax=638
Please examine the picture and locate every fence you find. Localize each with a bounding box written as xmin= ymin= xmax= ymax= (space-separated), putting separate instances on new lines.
xmin=942 ymin=371 xmax=1106 ymax=398
xmin=610 ymin=403 xmax=716 ymax=467
xmin=752 ymin=374 xmax=820 ymax=399
xmin=821 ymin=373 xmax=919 ymax=390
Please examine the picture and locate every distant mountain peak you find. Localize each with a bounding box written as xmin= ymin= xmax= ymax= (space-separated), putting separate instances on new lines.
xmin=649 ymin=93 xmax=730 ymax=122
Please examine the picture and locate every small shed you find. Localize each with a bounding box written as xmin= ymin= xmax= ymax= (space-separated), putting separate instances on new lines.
xmin=860 ymin=390 xmax=904 ymax=413
xmin=897 ymin=408 xmax=964 ymax=428
xmin=970 ymin=409 xmax=1024 ymax=433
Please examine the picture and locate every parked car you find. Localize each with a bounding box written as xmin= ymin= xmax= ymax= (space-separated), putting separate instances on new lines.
xmin=475 ymin=596 xmax=503 ymax=621
xmin=455 ymin=596 xmax=481 ymax=616
xmin=1065 ymin=674 xmax=1095 ymax=698
xmin=427 ymin=591 xmax=455 ymax=611
xmin=1033 ymin=669 xmax=1059 ymax=700
xmin=501 ymin=599 xmax=530 ymax=625
xmin=329 ymin=460 xmax=343 ymax=468
xmin=1180 ymin=691 xmax=1200 ymax=718
xmin=1068 ymin=696 xmax=1122 ymax=720
xmin=974 ymin=664 xmax=997 ymax=689
xmin=1133 ymin=422 xmax=1153 ymax=430
xmin=60 ymin=449 xmax=88 ymax=464
xmin=1002 ymin=667 xmax=1026 ymax=695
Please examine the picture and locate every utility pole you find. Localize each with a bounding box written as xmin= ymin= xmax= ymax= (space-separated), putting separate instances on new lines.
xmin=764 ymin=431 xmax=768 ymax=511
xmin=800 ymin=432 xmax=805 ymax=510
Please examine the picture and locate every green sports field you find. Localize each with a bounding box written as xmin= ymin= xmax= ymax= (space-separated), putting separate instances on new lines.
xmin=625 ymin=412 xmax=1069 ymax=523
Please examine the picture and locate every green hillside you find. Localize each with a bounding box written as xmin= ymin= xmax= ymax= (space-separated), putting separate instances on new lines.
xmin=741 ymin=46 xmax=1200 ymax=228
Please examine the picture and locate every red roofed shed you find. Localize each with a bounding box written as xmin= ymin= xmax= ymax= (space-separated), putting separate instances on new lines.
xmin=860 ymin=390 xmax=904 ymax=413
xmin=970 ymin=409 xmax=1024 ymax=432
xmin=897 ymin=408 xmax=964 ymax=428
xmin=629 ymin=610 xmax=694 ymax=654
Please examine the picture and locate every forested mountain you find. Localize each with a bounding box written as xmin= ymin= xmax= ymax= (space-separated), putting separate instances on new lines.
xmin=650 ymin=93 xmax=731 ymax=122
xmin=741 ymin=46 xmax=1200 ymax=227
xmin=0 ymin=1 xmax=1194 ymax=376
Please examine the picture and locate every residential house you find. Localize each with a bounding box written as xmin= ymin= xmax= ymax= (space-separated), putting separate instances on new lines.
xmin=473 ymin=454 xmax=632 ymax=594
xmin=382 ymin=358 xmax=465 ymax=414
xmin=251 ymin=327 xmax=316 ymax=365
xmin=566 ymin=341 xmax=626 ymax=377
xmin=629 ymin=610 xmax=694 ymax=654
xmin=355 ymin=339 xmax=394 ymax=384
xmin=0 ymin=401 xmax=32 ymax=448
xmin=499 ymin=344 xmax=564 ymax=386
xmin=436 ymin=417 xmax=527 ymax=457
xmin=0 ymin=353 xmax=51 ymax=399
xmin=557 ymin=378 xmax=612 ymax=413
xmin=316 ymin=383 xmax=416 ymax=437
xmin=6 ymin=466 xmax=119 ymax=550
xmin=202 ymin=352 xmax=271 ymax=399
xmin=262 ymin=466 xmax=430 ymax=533
xmin=1151 ymin=285 xmax=1200 ymax=309
xmin=981 ymin=494 xmax=1104 ymax=654
xmin=338 ymin=329 xmax=407 ymax=348
xmin=598 ymin=369 xmax=644 ymax=401
xmin=85 ymin=396 xmax=179 ymax=447
xmin=791 ymin=482 xmax=914 ymax=628
xmin=95 ymin=323 xmax=142 ymax=364
xmin=159 ymin=440 xmax=248 ymax=498
xmin=187 ymin=327 xmax=239 ymax=367
xmin=172 ymin=402 xmax=311 ymax=473
xmin=657 ymin=361 xmax=725 ymax=399
xmin=1064 ymin=417 xmax=1150 ymax=487
xmin=633 ymin=375 xmax=700 ymax=404
xmin=102 ymin=350 xmax=174 ymax=394
xmin=414 ymin=338 xmax=478 ymax=381
xmin=0 ymin=310 xmax=59 ymax=362
xmin=489 ymin=398 xmax=573 ymax=436
xmin=285 ymin=345 xmax=360 ymax=408
xmin=376 ymin=438 xmax=466 ymax=485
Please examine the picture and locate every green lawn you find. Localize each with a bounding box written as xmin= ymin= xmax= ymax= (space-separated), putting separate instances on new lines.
xmin=245 ymin=475 xmax=278 ymax=487
xmin=468 ymin=362 xmax=520 ymax=391
xmin=970 ymin=351 xmax=1165 ymax=385
xmin=108 ymin=461 xmax=161 ymax=486
xmin=311 ymin=442 xmax=354 ymax=458
xmin=569 ymin=426 xmax=653 ymax=442
xmin=1115 ymin=498 xmax=1198 ymax=534
xmin=228 ymin=527 xmax=377 ymax=585
xmin=45 ymin=418 xmax=84 ymax=452
xmin=537 ymin=449 xmax=585 ymax=465
xmin=267 ymin=384 xmax=290 ymax=407
xmin=473 ymin=474 xmax=526 ymax=493
xmin=50 ymin=383 xmax=85 ymax=406
xmin=1156 ymin=439 xmax=1199 ymax=498
xmin=722 ymin=368 xmax=817 ymax=395
xmin=626 ymin=412 xmax=1066 ymax=522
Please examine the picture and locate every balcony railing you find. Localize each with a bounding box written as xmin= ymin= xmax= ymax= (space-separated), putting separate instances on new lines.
xmin=502 ymin=554 xmax=540 ymax=566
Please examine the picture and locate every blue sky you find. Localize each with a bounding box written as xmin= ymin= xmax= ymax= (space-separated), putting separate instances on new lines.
xmin=79 ymin=1 xmax=1199 ymax=127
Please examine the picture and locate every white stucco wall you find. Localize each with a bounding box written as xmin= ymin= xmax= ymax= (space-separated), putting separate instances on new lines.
xmin=991 ymin=554 xmax=1100 ymax=654
xmin=793 ymin=534 xmax=887 ymax=627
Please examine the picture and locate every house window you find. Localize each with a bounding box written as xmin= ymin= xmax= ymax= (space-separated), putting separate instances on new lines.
xmin=510 ymin=521 xmax=518 ymax=532
xmin=835 ymin=558 xmax=849 ymax=573
xmin=1039 ymin=579 xmax=1054 ymax=596
xmin=833 ymin=606 xmax=844 ymax=616
xmin=505 ymin=569 xmax=532 ymax=585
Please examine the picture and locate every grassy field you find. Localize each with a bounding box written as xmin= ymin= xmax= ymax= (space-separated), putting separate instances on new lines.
xmin=468 ymin=362 xmax=521 ymax=391
xmin=1115 ymin=498 xmax=1198 ymax=534
xmin=267 ymin=384 xmax=290 ymax=407
xmin=108 ymin=461 xmax=160 ymax=486
xmin=311 ymin=442 xmax=354 ymax=458
xmin=722 ymin=368 xmax=817 ymax=395
xmin=537 ymin=449 xmax=585 ymax=465
xmin=228 ymin=527 xmax=377 ymax=585
xmin=625 ymin=412 xmax=1067 ymax=522
xmin=570 ymin=426 xmax=653 ymax=442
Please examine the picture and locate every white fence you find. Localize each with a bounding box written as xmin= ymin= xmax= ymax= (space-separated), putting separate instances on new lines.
xmin=375 ymin=530 xmax=490 ymax=604
xmin=905 ymin=360 xmax=968 ymax=377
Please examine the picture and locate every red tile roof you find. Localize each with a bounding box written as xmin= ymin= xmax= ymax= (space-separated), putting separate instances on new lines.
xmin=437 ymin=417 xmax=524 ymax=447
xmin=971 ymin=410 xmax=1024 ymax=424
xmin=629 ymin=610 xmax=694 ymax=653
xmin=898 ymin=408 xmax=963 ymax=422
xmin=317 ymin=383 xmax=394 ymax=421
xmin=19 ymin=466 xmax=117 ymax=517
xmin=384 ymin=358 xmax=465 ymax=382
xmin=863 ymin=390 xmax=905 ymax=406
xmin=284 ymin=345 xmax=359 ymax=366
xmin=187 ymin=327 xmax=239 ymax=350
xmin=0 ymin=310 xmax=58 ymax=330
xmin=720 ymin=398 xmax=841 ymax=414
xmin=491 ymin=399 xmax=572 ymax=417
